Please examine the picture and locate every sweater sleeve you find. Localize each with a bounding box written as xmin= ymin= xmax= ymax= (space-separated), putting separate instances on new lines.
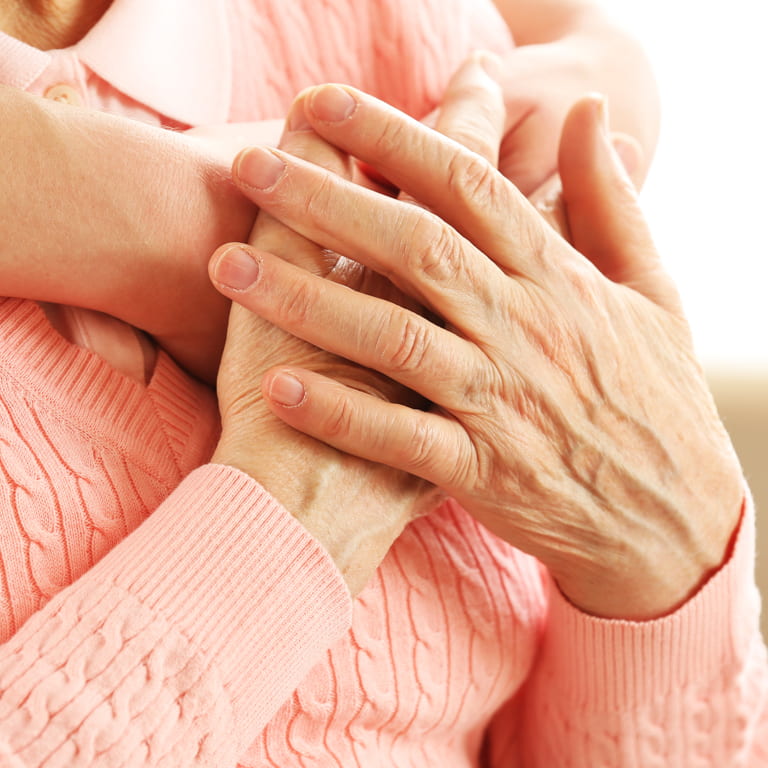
xmin=485 ymin=491 xmax=768 ymax=766
xmin=0 ymin=464 xmax=352 ymax=768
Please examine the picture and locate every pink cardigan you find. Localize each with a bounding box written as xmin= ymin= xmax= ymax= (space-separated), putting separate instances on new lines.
xmin=1 ymin=2 xmax=767 ymax=765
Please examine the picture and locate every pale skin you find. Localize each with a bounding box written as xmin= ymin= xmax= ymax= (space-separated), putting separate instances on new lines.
xmin=485 ymin=0 xmax=659 ymax=192
xmin=2 ymin=0 xmax=750 ymax=760
xmin=0 ymin=0 xmax=657 ymax=383
xmin=3 ymin=3 xmax=719 ymax=616
xmin=210 ymin=55 xmax=511 ymax=596
xmin=209 ymin=84 xmax=744 ymax=620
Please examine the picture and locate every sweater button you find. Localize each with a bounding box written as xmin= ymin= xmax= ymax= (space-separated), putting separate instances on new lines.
xmin=43 ymin=83 xmax=83 ymax=106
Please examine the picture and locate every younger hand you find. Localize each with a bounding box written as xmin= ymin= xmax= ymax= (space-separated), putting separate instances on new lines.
xmin=487 ymin=16 xmax=658 ymax=195
xmin=0 ymin=90 xmax=265 ymax=384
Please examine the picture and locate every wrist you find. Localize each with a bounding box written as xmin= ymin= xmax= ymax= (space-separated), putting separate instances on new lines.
xmin=213 ymin=424 xmax=417 ymax=596
xmin=173 ymin=135 xmax=256 ymax=258
xmin=554 ymin=459 xmax=745 ymax=621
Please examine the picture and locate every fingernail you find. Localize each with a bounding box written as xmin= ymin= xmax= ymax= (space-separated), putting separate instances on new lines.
xmin=287 ymin=96 xmax=311 ymax=132
xmin=213 ymin=246 xmax=260 ymax=290
xmin=310 ymin=85 xmax=356 ymax=122
xmin=236 ymin=147 xmax=286 ymax=190
xmin=474 ymin=50 xmax=503 ymax=81
xmin=268 ymin=371 xmax=306 ymax=406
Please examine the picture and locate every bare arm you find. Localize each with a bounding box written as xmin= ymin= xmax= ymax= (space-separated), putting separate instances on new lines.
xmin=0 ymin=85 xmax=258 ymax=381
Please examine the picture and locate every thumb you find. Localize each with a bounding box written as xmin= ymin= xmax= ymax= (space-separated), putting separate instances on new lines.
xmin=559 ymin=94 xmax=683 ymax=315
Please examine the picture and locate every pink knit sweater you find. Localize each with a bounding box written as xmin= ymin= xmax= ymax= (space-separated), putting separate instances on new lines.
xmin=1 ymin=2 xmax=767 ymax=766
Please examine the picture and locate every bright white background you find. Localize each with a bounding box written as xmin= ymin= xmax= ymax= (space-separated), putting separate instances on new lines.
xmin=607 ymin=0 xmax=768 ymax=371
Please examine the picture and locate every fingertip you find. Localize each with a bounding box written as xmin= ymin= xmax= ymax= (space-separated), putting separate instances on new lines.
xmin=233 ymin=146 xmax=287 ymax=191
xmin=591 ymin=92 xmax=609 ymax=133
xmin=263 ymin=369 xmax=307 ymax=408
xmin=210 ymin=244 xmax=261 ymax=292
xmin=562 ymin=92 xmax=608 ymax=142
xmin=232 ymin=147 xmax=250 ymax=179
xmin=471 ymin=49 xmax=504 ymax=82
xmin=562 ymin=94 xmax=644 ymax=187
xmin=307 ymin=84 xmax=358 ymax=124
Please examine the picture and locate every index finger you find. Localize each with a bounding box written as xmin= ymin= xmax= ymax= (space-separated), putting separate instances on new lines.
xmin=248 ymin=91 xmax=355 ymax=277
xmin=300 ymin=84 xmax=571 ymax=279
xmin=434 ymin=51 xmax=506 ymax=168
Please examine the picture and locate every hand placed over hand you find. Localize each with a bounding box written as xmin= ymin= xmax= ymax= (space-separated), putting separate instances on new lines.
xmin=210 ymin=55 xmax=505 ymax=596
xmin=210 ymin=84 xmax=744 ymax=620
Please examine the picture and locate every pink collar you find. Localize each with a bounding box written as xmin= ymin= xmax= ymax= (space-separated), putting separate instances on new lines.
xmin=0 ymin=0 xmax=231 ymax=125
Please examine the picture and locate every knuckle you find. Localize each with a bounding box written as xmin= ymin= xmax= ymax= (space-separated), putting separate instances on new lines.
xmin=508 ymin=207 xmax=549 ymax=276
xmin=459 ymin=363 xmax=497 ymax=413
xmin=275 ymin=277 xmax=315 ymax=327
xmin=441 ymin=103 xmax=504 ymax=166
xmin=370 ymin=115 xmax=408 ymax=163
xmin=402 ymin=213 xmax=462 ymax=283
xmin=403 ymin=417 xmax=439 ymax=474
xmin=321 ymin=394 xmax=355 ymax=440
xmin=446 ymin=150 xmax=500 ymax=209
xmin=528 ymin=225 xmax=550 ymax=273
xmin=556 ymin=261 xmax=603 ymax=313
xmin=448 ymin=127 xmax=498 ymax=167
xmin=376 ymin=311 xmax=431 ymax=375
xmin=302 ymin=172 xmax=338 ymax=228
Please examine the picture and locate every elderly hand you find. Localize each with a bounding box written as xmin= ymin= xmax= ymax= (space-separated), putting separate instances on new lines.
xmin=210 ymin=55 xmax=505 ymax=596
xmin=209 ymin=84 xmax=744 ymax=620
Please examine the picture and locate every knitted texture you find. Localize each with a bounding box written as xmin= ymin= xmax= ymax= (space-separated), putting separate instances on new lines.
xmin=0 ymin=580 xmax=232 ymax=768
xmin=1 ymin=2 xmax=767 ymax=766
xmin=225 ymin=0 xmax=514 ymax=124
xmin=0 ymin=300 xmax=218 ymax=642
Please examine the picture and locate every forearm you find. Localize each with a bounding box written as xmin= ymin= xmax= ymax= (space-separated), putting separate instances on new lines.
xmin=0 ymin=85 xmax=254 ymax=329
xmin=493 ymin=0 xmax=660 ymax=164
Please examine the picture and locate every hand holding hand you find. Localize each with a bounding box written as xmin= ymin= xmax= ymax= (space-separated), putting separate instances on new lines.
xmin=211 ymin=84 xmax=743 ymax=619
xmin=210 ymin=56 xmax=505 ymax=595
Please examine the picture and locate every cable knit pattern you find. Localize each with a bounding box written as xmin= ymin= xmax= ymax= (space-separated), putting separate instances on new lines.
xmin=0 ymin=300 xmax=217 ymax=641
xmin=226 ymin=0 xmax=513 ymax=123
xmin=510 ymin=501 xmax=768 ymax=767
xmin=0 ymin=581 xmax=231 ymax=768
xmin=242 ymin=501 xmax=545 ymax=767
xmin=1 ymin=2 xmax=768 ymax=766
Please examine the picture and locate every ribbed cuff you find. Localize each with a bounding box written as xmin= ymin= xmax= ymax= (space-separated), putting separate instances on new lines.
xmin=87 ymin=464 xmax=352 ymax=740
xmin=540 ymin=492 xmax=759 ymax=711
